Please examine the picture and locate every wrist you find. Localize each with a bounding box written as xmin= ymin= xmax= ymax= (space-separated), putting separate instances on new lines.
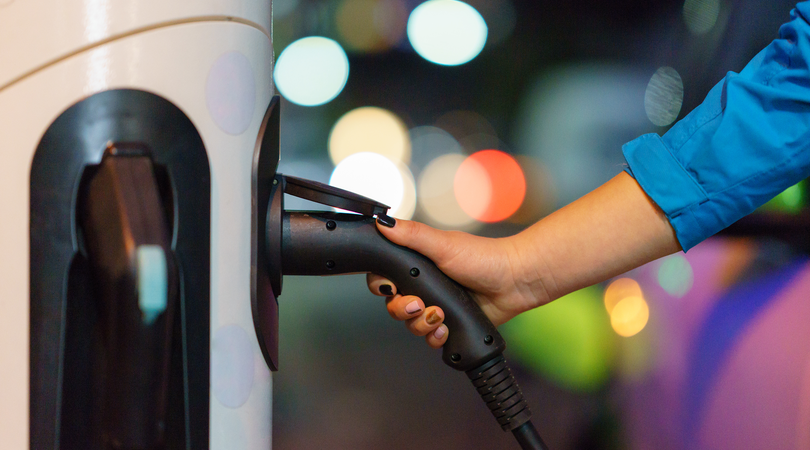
xmin=503 ymin=230 xmax=557 ymax=311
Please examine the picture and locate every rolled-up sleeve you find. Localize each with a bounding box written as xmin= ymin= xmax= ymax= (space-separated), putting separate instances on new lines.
xmin=623 ymin=2 xmax=810 ymax=251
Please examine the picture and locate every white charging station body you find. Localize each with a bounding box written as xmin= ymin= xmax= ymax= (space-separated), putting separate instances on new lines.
xmin=0 ymin=2 xmax=274 ymax=448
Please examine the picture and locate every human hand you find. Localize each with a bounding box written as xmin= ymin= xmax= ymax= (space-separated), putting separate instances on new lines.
xmin=367 ymin=218 xmax=552 ymax=348
xmin=367 ymin=173 xmax=682 ymax=349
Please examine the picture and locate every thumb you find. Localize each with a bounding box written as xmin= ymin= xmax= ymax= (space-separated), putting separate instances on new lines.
xmin=376 ymin=218 xmax=461 ymax=267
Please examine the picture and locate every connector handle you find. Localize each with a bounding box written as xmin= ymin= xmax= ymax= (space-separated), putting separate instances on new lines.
xmin=280 ymin=210 xmax=505 ymax=371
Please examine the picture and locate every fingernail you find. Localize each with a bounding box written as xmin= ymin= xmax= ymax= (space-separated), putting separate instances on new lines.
xmin=377 ymin=214 xmax=396 ymax=228
xmin=405 ymin=300 xmax=422 ymax=315
xmin=426 ymin=310 xmax=442 ymax=325
xmin=433 ymin=326 xmax=447 ymax=340
xmin=379 ymin=284 xmax=393 ymax=296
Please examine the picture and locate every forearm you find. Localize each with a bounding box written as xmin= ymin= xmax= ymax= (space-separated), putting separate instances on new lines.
xmin=512 ymin=171 xmax=681 ymax=306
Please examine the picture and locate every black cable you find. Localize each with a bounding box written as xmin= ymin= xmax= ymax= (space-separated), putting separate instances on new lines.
xmin=512 ymin=421 xmax=550 ymax=450
xmin=466 ymin=355 xmax=549 ymax=449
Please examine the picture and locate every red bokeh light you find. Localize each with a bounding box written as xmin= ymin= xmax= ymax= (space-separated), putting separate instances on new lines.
xmin=453 ymin=150 xmax=526 ymax=223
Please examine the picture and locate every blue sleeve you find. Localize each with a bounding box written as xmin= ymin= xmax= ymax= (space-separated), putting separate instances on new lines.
xmin=623 ymin=2 xmax=810 ymax=252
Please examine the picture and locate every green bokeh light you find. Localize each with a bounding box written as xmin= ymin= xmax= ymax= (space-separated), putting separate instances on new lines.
xmin=759 ymin=180 xmax=805 ymax=214
xmin=501 ymin=286 xmax=615 ymax=392
xmin=657 ymin=254 xmax=694 ymax=298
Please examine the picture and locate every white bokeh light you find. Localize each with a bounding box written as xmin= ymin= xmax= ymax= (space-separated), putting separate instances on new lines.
xmin=274 ymin=37 xmax=349 ymax=106
xmin=330 ymin=152 xmax=416 ymax=219
xmin=683 ymin=0 xmax=721 ymax=35
xmin=645 ymin=67 xmax=684 ymax=127
xmin=396 ymin=163 xmax=417 ymax=220
xmin=407 ymin=0 xmax=488 ymax=66
xmin=328 ymin=107 xmax=411 ymax=165
xmin=417 ymin=153 xmax=477 ymax=228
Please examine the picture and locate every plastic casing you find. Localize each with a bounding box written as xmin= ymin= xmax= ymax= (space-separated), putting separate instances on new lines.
xmin=0 ymin=1 xmax=274 ymax=449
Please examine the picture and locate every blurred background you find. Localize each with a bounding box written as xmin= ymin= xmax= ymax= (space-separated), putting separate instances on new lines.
xmin=270 ymin=0 xmax=810 ymax=449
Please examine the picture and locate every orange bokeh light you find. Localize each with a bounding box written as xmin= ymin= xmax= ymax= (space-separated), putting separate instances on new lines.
xmin=604 ymin=278 xmax=643 ymax=314
xmin=453 ymin=150 xmax=527 ymax=223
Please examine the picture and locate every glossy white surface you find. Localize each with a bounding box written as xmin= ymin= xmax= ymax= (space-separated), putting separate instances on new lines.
xmin=0 ymin=0 xmax=271 ymax=89
xmin=0 ymin=21 xmax=273 ymax=450
xmin=212 ymin=324 xmax=256 ymax=408
xmin=207 ymin=51 xmax=257 ymax=135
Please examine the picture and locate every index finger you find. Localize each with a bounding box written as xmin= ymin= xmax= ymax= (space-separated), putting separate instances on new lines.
xmin=367 ymin=273 xmax=398 ymax=297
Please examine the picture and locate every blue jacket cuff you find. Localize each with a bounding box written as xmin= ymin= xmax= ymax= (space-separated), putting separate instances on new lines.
xmin=622 ymin=133 xmax=709 ymax=251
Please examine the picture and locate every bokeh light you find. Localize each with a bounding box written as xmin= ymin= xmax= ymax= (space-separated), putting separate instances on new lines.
xmin=501 ymin=286 xmax=615 ymax=392
xmin=330 ymin=152 xmax=416 ymax=219
xmin=417 ymin=154 xmax=477 ymax=229
xmin=328 ymin=107 xmax=411 ymax=166
xmin=396 ymin=163 xmax=418 ymax=220
xmin=760 ymin=180 xmax=806 ymax=214
xmin=336 ymin=0 xmax=408 ymax=53
xmin=406 ymin=0 xmax=488 ymax=66
xmin=605 ymin=278 xmax=650 ymax=338
xmin=408 ymin=126 xmax=463 ymax=177
xmin=610 ymin=296 xmax=650 ymax=337
xmin=454 ymin=150 xmax=526 ymax=222
xmin=604 ymin=278 xmax=644 ymax=314
xmin=683 ymin=0 xmax=721 ymax=35
xmin=453 ymin=154 xmax=490 ymax=220
xmin=657 ymin=254 xmax=694 ymax=298
xmin=645 ymin=67 xmax=684 ymax=127
xmin=274 ymin=37 xmax=349 ymax=106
